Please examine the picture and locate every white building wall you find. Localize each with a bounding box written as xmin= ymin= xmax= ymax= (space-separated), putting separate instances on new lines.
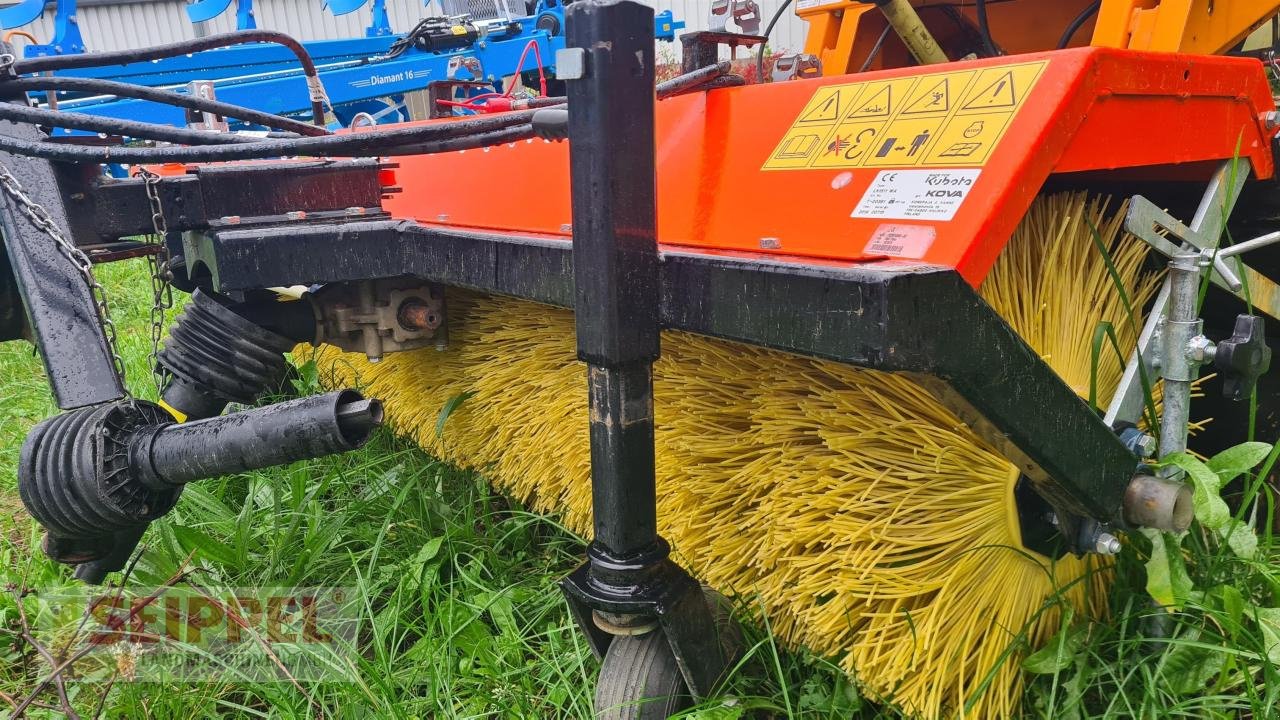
xmin=22 ymin=0 xmax=808 ymax=55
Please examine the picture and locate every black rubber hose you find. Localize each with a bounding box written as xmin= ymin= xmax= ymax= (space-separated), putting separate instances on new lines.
xmin=1057 ymin=0 xmax=1101 ymax=49
xmin=6 ymin=76 xmax=329 ymax=137
xmin=0 ymin=121 xmax=541 ymax=162
xmin=975 ymin=0 xmax=1000 ymax=56
xmin=858 ymin=22 xmax=894 ymax=73
xmin=656 ymin=61 xmax=731 ymax=98
xmin=10 ymin=30 xmax=330 ymax=126
xmin=0 ymin=101 xmax=259 ymax=145
xmin=755 ymin=0 xmax=794 ymax=82
xmin=363 ymin=124 xmax=537 ymax=156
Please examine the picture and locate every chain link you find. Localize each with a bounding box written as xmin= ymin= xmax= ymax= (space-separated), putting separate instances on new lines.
xmin=136 ymin=167 xmax=174 ymax=397
xmin=0 ymin=162 xmax=129 ymax=384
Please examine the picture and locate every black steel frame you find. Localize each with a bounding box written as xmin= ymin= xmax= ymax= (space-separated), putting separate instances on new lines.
xmin=182 ymin=218 xmax=1139 ymax=525
xmin=29 ymin=159 xmax=1142 ymax=531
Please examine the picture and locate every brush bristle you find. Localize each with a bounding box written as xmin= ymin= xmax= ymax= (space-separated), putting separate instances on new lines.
xmin=305 ymin=192 xmax=1157 ymax=719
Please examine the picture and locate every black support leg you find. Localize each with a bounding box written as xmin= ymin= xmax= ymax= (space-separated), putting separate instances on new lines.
xmin=556 ymin=0 xmax=730 ymax=701
xmin=0 ymin=98 xmax=126 ymax=409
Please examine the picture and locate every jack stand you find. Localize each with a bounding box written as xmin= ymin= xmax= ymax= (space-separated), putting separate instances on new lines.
xmin=555 ymin=0 xmax=734 ymax=713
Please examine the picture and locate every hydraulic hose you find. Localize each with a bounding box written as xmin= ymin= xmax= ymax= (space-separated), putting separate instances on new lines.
xmin=4 ymin=75 xmax=329 ymax=137
xmin=0 ymin=100 xmax=260 ymax=145
xmin=0 ymin=111 xmax=546 ymax=163
xmin=858 ymin=23 xmax=894 ymax=73
xmin=480 ymin=66 xmax=729 ymax=114
xmin=1057 ymin=0 xmax=1101 ymax=49
xmin=11 ymin=30 xmax=331 ymax=126
xmin=974 ymin=0 xmax=1000 ymax=56
xmin=755 ymin=0 xmax=794 ymax=82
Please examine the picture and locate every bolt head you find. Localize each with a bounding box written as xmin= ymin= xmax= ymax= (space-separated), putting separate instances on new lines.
xmin=1135 ymin=434 xmax=1158 ymax=458
xmin=1187 ymin=335 xmax=1216 ymax=363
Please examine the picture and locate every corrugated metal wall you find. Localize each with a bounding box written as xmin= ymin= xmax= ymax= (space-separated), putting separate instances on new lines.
xmin=25 ymin=0 xmax=809 ymax=54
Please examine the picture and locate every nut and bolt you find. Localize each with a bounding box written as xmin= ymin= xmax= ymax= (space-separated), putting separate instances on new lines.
xmin=1118 ymin=427 xmax=1158 ymax=458
xmin=1093 ymin=532 xmax=1122 ymax=555
xmin=1132 ymin=433 xmax=1158 ymax=459
xmin=1187 ymin=335 xmax=1216 ymax=363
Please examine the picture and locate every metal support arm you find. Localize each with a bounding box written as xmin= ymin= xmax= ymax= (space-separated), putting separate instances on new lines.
xmin=556 ymin=0 xmax=729 ymax=700
xmin=0 ymin=115 xmax=123 ymax=408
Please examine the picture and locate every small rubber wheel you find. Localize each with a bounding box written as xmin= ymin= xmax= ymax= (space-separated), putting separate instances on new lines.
xmin=595 ymin=630 xmax=688 ymax=719
xmin=594 ymin=590 xmax=739 ymax=720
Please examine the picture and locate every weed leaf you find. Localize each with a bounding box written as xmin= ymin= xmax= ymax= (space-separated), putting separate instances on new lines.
xmin=1142 ymin=528 xmax=1193 ymax=610
xmin=1161 ymin=636 xmax=1226 ymax=696
xmin=1161 ymin=452 xmax=1230 ymax=530
xmin=1257 ymin=606 xmax=1280 ymax=664
xmin=1208 ymin=584 xmax=1247 ymax=632
xmin=1206 ymin=441 xmax=1272 ymax=483
xmin=1023 ymin=608 xmax=1081 ymax=674
xmin=1219 ymin=519 xmax=1259 ymax=560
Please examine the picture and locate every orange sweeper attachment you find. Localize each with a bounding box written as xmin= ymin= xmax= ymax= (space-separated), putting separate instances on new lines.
xmin=4 ymin=1 xmax=1280 ymax=718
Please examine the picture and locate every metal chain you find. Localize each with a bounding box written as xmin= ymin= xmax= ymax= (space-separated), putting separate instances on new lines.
xmin=137 ymin=167 xmax=174 ymax=397
xmin=0 ymin=162 xmax=129 ymax=384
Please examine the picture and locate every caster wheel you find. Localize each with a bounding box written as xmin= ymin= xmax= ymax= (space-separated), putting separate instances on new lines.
xmin=594 ymin=590 xmax=739 ymax=719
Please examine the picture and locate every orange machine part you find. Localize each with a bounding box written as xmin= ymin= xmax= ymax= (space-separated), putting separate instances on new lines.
xmin=382 ymin=47 xmax=1274 ymax=287
xmin=799 ymin=0 xmax=1106 ymax=75
xmin=798 ymin=1 xmax=1279 ymax=77
xmin=1093 ymin=0 xmax=1280 ymax=54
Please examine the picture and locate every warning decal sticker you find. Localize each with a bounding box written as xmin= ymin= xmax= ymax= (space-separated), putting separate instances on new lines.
xmin=763 ymin=61 xmax=1046 ymax=171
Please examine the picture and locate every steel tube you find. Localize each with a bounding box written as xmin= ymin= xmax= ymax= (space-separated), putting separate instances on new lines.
xmin=1158 ymin=254 xmax=1201 ymax=472
xmin=566 ymin=0 xmax=661 ymax=556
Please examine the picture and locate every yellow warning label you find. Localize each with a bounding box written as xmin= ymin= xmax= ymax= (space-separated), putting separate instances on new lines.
xmin=845 ymin=83 xmax=895 ymax=120
xmin=959 ymin=68 xmax=1024 ymax=111
xmin=762 ymin=61 xmax=1046 ymax=171
xmin=796 ymin=86 xmax=848 ymax=124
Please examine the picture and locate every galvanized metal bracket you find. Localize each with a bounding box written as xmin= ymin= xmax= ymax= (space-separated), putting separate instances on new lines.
xmin=1107 ymin=160 xmax=1277 ymax=428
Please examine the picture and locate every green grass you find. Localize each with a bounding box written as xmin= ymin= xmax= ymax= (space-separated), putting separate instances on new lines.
xmin=0 ymin=261 xmax=1278 ymax=719
xmin=0 ymin=261 xmax=868 ymax=718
